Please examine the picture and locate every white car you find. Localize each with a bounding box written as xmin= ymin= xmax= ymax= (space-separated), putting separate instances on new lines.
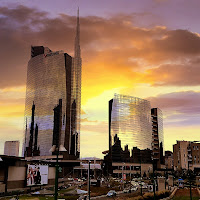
xmin=123 ymin=188 xmax=131 ymax=193
xmin=131 ymin=187 xmax=138 ymax=192
xmin=107 ymin=190 xmax=117 ymax=197
xmin=142 ymin=184 xmax=148 ymax=189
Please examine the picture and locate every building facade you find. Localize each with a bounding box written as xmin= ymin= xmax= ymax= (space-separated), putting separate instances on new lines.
xmin=173 ymin=141 xmax=200 ymax=171
xmin=24 ymin=10 xmax=81 ymax=158
xmin=4 ymin=141 xmax=20 ymax=157
xmin=109 ymin=94 xmax=152 ymax=153
xmin=151 ymin=108 xmax=164 ymax=169
xmin=165 ymin=151 xmax=173 ymax=169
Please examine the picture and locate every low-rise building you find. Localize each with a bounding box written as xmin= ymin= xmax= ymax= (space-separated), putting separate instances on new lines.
xmin=165 ymin=151 xmax=173 ymax=169
xmin=173 ymin=140 xmax=200 ymax=172
xmin=4 ymin=141 xmax=20 ymax=157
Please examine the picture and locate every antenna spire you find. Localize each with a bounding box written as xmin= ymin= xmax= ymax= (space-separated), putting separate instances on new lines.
xmin=74 ymin=7 xmax=80 ymax=58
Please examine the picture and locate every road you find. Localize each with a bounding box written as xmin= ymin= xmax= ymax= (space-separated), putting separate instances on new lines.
xmin=91 ymin=190 xmax=141 ymax=200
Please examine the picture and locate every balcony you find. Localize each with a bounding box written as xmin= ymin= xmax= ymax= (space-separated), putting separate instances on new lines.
xmin=152 ymin=122 xmax=157 ymax=126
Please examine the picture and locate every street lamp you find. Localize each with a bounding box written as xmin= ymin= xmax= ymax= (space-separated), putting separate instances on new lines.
xmin=151 ymin=156 xmax=156 ymax=200
xmin=187 ymin=140 xmax=200 ymax=200
xmin=130 ymin=165 xmax=132 ymax=182
xmin=88 ymin=160 xmax=91 ymax=200
xmin=49 ymin=144 xmax=67 ymax=200
xmin=139 ymin=155 xmax=142 ymax=196
xmin=122 ymin=163 xmax=125 ymax=190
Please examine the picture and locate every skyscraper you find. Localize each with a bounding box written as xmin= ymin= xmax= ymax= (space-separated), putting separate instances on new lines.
xmin=23 ymin=10 xmax=81 ymax=158
xmin=151 ymin=108 xmax=164 ymax=169
xmin=4 ymin=141 xmax=20 ymax=157
xmin=109 ymin=94 xmax=152 ymax=153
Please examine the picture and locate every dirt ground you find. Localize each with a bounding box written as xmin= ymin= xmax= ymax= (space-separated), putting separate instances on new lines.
xmin=174 ymin=188 xmax=199 ymax=197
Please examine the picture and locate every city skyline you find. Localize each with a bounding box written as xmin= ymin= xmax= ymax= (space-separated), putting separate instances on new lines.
xmin=0 ymin=0 xmax=200 ymax=158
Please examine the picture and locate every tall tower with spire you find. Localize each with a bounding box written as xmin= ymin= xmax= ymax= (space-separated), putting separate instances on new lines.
xmin=70 ymin=8 xmax=82 ymax=156
xmin=23 ymin=9 xmax=81 ymax=158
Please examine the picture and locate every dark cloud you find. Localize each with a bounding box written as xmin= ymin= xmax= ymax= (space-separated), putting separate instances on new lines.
xmin=148 ymin=91 xmax=200 ymax=113
xmin=1 ymin=5 xmax=200 ymax=89
xmin=143 ymin=63 xmax=200 ymax=86
xmin=0 ymin=5 xmax=47 ymax=23
xmin=147 ymin=91 xmax=200 ymax=127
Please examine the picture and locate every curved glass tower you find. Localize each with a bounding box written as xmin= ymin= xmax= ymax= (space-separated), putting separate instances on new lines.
xmin=109 ymin=94 xmax=152 ymax=152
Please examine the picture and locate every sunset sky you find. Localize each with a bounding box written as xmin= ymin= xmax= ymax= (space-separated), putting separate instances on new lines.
xmin=0 ymin=0 xmax=200 ymax=158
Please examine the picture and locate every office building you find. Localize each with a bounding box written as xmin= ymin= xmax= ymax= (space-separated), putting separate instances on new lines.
xmin=173 ymin=141 xmax=200 ymax=171
xmin=165 ymin=151 xmax=173 ymax=169
xmin=103 ymin=134 xmax=153 ymax=176
xmin=24 ymin=10 xmax=81 ymax=158
xmin=4 ymin=141 xmax=20 ymax=157
xmin=151 ymin=108 xmax=164 ymax=169
xmin=109 ymin=94 xmax=152 ymax=153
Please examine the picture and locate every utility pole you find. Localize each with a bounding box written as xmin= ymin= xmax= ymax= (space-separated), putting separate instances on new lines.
xmin=153 ymin=160 xmax=156 ymax=200
xmin=54 ymin=148 xmax=59 ymax=200
xmin=130 ymin=165 xmax=132 ymax=182
xmin=122 ymin=164 xmax=124 ymax=190
xmin=188 ymin=154 xmax=192 ymax=200
xmin=88 ymin=160 xmax=91 ymax=200
xmin=187 ymin=140 xmax=200 ymax=200
xmin=140 ymin=154 xmax=142 ymax=196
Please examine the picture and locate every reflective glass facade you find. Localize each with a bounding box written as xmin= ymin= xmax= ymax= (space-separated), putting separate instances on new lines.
xmin=109 ymin=94 xmax=152 ymax=152
xmin=24 ymin=48 xmax=71 ymax=156
xmin=23 ymin=11 xmax=82 ymax=157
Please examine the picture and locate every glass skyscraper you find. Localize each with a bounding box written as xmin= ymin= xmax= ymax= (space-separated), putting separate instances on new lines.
xmin=109 ymin=94 xmax=152 ymax=152
xmin=23 ymin=10 xmax=81 ymax=157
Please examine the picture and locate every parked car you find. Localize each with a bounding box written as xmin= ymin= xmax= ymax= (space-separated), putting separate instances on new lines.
xmin=131 ymin=187 xmax=138 ymax=192
xmin=77 ymin=195 xmax=88 ymax=200
xmin=107 ymin=190 xmax=117 ymax=197
xmin=123 ymin=188 xmax=131 ymax=193
xmin=142 ymin=184 xmax=148 ymax=189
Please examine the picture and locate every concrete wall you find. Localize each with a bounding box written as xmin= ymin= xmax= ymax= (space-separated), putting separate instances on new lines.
xmin=0 ymin=183 xmax=5 ymax=193
xmin=168 ymin=175 xmax=173 ymax=187
xmin=112 ymin=162 xmax=153 ymax=176
xmin=157 ymin=176 xmax=165 ymax=191
xmin=48 ymin=167 xmax=55 ymax=180
xmin=8 ymin=166 xmax=26 ymax=181
xmin=7 ymin=166 xmax=26 ymax=189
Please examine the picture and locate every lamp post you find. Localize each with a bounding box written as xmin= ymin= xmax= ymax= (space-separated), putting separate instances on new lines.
xmin=88 ymin=160 xmax=91 ymax=200
xmin=130 ymin=165 xmax=132 ymax=182
xmin=151 ymin=157 xmax=156 ymax=200
xmin=50 ymin=145 xmax=67 ymax=200
xmin=188 ymin=140 xmax=200 ymax=200
xmin=140 ymin=155 xmax=142 ymax=196
xmin=188 ymin=158 xmax=192 ymax=200
xmin=122 ymin=163 xmax=125 ymax=190
xmin=54 ymin=147 xmax=59 ymax=200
